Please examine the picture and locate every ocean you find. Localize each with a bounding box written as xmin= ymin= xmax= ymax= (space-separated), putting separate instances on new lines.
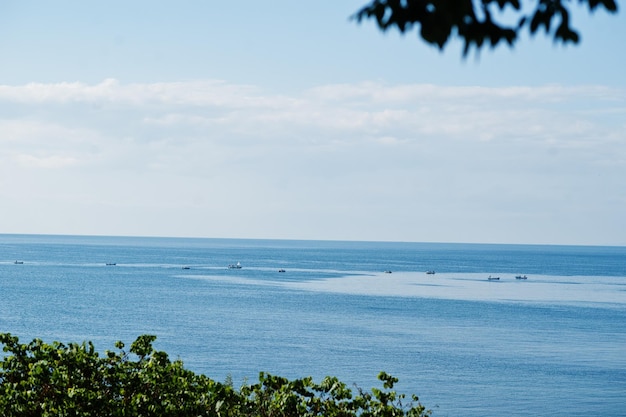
xmin=1 ymin=234 xmax=625 ymax=416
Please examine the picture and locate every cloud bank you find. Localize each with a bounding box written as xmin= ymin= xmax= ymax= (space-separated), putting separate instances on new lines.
xmin=1 ymin=79 xmax=624 ymax=244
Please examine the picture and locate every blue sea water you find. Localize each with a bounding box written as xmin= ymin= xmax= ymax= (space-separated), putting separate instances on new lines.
xmin=1 ymin=234 xmax=625 ymax=416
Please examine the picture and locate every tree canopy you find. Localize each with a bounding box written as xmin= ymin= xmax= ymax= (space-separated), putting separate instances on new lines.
xmin=352 ymin=0 xmax=618 ymax=55
xmin=0 ymin=333 xmax=431 ymax=417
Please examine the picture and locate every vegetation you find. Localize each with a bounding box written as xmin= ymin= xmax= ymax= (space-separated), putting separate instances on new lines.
xmin=352 ymin=0 xmax=618 ymax=55
xmin=0 ymin=333 xmax=431 ymax=417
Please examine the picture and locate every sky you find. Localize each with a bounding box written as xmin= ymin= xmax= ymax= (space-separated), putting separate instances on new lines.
xmin=0 ymin=1 xmax=625 ymax=245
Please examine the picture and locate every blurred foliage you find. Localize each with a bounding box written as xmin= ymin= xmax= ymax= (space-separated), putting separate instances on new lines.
xmin=352 ymin=0 xmax=618 ymax=55
xmin=0 ymin=333 xmax=431 ymax=417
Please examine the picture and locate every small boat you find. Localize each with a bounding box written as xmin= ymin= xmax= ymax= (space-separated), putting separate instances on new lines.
xmin=228 ymin=262 xmax=242 ymax=269
xmin=14 ymin=260 xmax=24 ymax=264
xmin=278 ymin=269 xmax=286 ymax=273
xmin=426 ymin=270 xmax=435 ymax=275
xmin=515 ymin=275 xmax=528 ymax=280
xmin=182 ymin=266 xmax=191 ymax=270
xmin=384 ymin=270 xmax=392 ymax=274
xmin=105 ymin=263 xmax=116 ymax=266
xmin=487 ymin=275 xmax=500 ymax=281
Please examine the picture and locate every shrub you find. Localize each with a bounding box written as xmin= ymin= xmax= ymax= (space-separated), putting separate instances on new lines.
xmin=0 ymin=333 xmax=431 ymax=417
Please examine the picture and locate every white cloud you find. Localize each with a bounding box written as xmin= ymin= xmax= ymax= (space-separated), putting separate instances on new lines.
xmin=0 ymin=79 xmax=624 ymax=244
xmin=1 ymin=80 xmax=622 ymax=148
xmin=16 ymin=154 xmax=79 ymax=169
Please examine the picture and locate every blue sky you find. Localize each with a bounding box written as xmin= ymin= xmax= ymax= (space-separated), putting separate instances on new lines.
xmin=1 ymin=1 xmax=625 ymax=245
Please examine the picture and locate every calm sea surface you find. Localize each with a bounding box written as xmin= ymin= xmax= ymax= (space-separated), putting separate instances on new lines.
xmin=1 ymin=234 xmax=625 ymax=416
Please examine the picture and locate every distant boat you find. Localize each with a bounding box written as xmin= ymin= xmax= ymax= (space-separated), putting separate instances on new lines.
xmin=487 ymin=275 xmax=500 ymax=281
xmin=278 ymin=269 xmax=286 ymax=273
xmin=384 ymin=270 xmax=392 ymax=274
xmin=182 ymin=266 xmax=191 ymax=270
xmin=426 ymin=270 xmax=435 ymax=275
xmin=14 ymin=260 xmax=24 ymax=264
xmin=228 ymin=262 xmax=242 ymax=269
xmin=105 ymin=263 xmax=116 ymax=266
xmin=515 ymin=275 xmax=528 ymax=280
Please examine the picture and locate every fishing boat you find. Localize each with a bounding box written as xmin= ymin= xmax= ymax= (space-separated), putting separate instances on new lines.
xmin=228 ymin=262 xmax=242 ymax=269
xmin=487 ymin=275 xmax=500 ymax=281
xmin=426 ymin=270 xmax=435 ymax=275
xmin=14 ymin=260 xmax=24 ymax=264
xmin=515 ymin=275 xmax=528 ymax=280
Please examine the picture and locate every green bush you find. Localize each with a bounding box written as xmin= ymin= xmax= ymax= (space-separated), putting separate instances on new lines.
xmin=0 ymin=333 xmax=431 ymax=417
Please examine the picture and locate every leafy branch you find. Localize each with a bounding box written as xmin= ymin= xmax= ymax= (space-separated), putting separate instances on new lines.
xmin=352 ymin=0 xmax=618 ymax=55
